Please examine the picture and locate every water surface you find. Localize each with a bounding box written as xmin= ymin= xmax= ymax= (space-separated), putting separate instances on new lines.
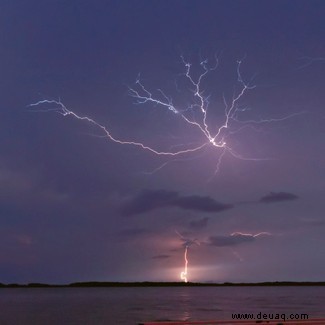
xmin=0 ymin=286 xmax=324 ymax=324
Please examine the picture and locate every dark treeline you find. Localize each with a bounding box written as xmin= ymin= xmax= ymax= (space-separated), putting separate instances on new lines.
xmin=1 ymin=281 xmax=325 ymax=288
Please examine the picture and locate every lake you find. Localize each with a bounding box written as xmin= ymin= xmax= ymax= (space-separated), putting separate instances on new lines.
xmin=0 ymin=286 xmax=324 ymax=324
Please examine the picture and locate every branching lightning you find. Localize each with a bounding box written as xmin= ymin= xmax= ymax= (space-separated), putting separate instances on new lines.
xmin=29 ymin=99 xmax=206 ymax=156
xmin=29 ymin=55 xmax=304 ymax=173
xmin=297 ymin=56 xmax=325 ymax=69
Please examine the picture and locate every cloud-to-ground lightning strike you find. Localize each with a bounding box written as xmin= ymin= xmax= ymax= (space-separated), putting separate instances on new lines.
xmin=176 ymin=231 xmax=200 ymax=283
xmin=181 ymin=246 xmax=189 ymax=283
xmin=29 ymin=56 xmax=304 ymax=173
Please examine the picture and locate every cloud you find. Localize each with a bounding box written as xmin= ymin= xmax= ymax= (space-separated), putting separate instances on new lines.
xmin=259 ymin=192 xmax=299 ymax=204
xmin=121 ymin=189 xmax=232 ymax=216
xmin=175 ymin=196 xmax=231 ymax=212
xmin=120 ymin=190 xmax=178 ymax=216
xmin=189 ymin=217 xmax=209 ymax=229
xmin=151 ymin=254 xmax=171 ymax=259
xmin=208 ymin=232 xmax=271 ymax=247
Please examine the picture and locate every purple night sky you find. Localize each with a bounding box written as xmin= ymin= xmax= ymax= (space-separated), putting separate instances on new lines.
xmin=0 ymin=0 xmax=324 ymax=284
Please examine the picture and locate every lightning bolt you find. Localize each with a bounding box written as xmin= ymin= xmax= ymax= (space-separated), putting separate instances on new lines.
xmin=28 ymin=99 xmax=206 ymax=156
xmin=180 ymin=246 xmax=188 ymax=283
xmin=297 ymin=56 xmax=325 ymax=69
xmin=29 ymin=55 xmax=305 ymax=173
xmin=175 ymin=230 xmax=199 ymax=283
xmin=230 ymin=231 xmax=272 ymax=238
xmin=229 ymin=232 xmax=272 ymax=263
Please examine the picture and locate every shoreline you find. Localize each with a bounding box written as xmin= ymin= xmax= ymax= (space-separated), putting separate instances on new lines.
xmin=1 ymin=281 xmax=325 ymax=288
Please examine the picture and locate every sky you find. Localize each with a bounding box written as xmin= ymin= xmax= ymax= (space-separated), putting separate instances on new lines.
xmin=0 ymin=0 xmax=325 ymax=284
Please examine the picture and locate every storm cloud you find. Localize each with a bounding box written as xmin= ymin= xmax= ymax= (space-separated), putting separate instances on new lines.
xmin=259 ymin=192 xmax=299 ymax=203
xmin=121 ymin=189 xmax=233 ymax=216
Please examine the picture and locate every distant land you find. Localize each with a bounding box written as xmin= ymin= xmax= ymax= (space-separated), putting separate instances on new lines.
xmin=1 ymin=281 xmax=325 ymax=288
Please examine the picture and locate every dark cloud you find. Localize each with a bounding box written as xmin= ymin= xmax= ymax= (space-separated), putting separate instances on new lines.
xmin=120 ymin=190 xmax=178 ymax=216
xmin=151 ymin=254 xmax=171 ymax=260
xmin=175 ymin=196 xmax=231 ymax=212
xmin=121 ymin=189 xmax=232 ymax=216
xmin=259 ymin=192 xmax=299 ymax=204
xmin=208 ymin=232 xmax=270 ymax=247
xmin=189 ymin=217 xmax=209 ymax=229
